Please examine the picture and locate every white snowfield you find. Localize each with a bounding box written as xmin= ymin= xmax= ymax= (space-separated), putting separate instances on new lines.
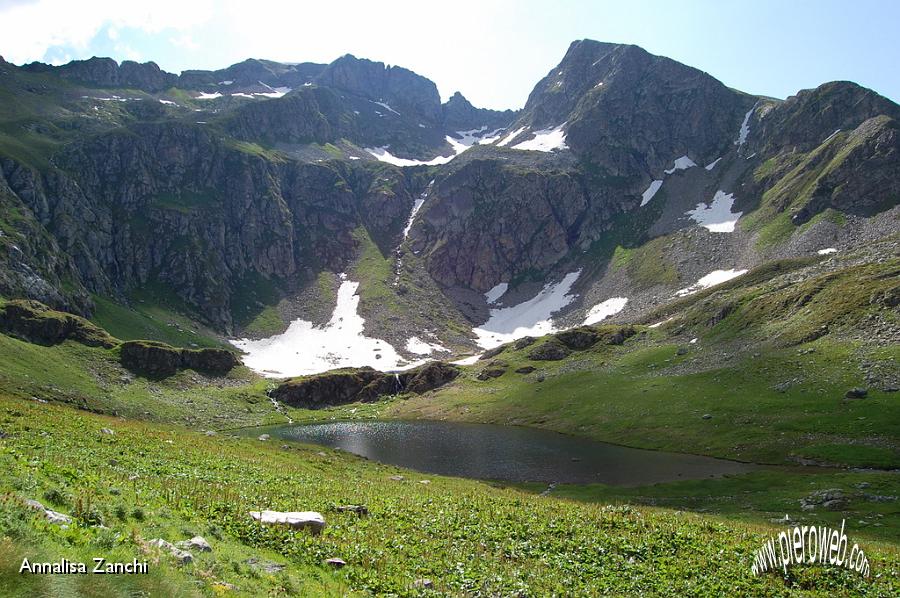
xmin=511 ymin=123 xmax=568 ymax=152
xmin=366 ymin=127 xmax=502 ymax=167
xmin=705 ymin=157 xmax=722 ymax=170
xmin=582 ymin=297 xmax=628 ymax=325
xmin=675 ymin=269 xmax=748 ymax=297
xmin=195 ymin=92 xmax=222 ymax=100
xmin=817 ymin=247 xmax=838 ymax=255
xmin=686 ymin=190 xmax=743 ymax=232
xmin=452 ymin=354 xmax=482 ymax=366
xmin=232 ymin=277 xmax=424 ymax=377
xmin=484 ymin=282 xmax=509 ymax=305
xmin=640 ymin=180 xmax=664 ymax=206
xmin=473 ymin=271 xmax=581 ymax=349
xmin=363 ymin=146 xmax=455 ymax=167
xmin=405 ymin=336 xmax=449 ymax=355
xmin=664 ymin=155 xmax=697 ymax=174
xmin=496 ymin=127 xmax=526 ymax=147
xmin=158 ymin=99 xmax=176 ymax=105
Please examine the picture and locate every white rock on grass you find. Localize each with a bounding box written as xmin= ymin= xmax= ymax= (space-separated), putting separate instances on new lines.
xmin=249 ymin=510 xmax=326 ymax=534
xmin=24 ymin=499 xmax=72 ymax=525
xmin=177 ymin=536 xmax=212 ymax=552
xmin=148 ymin=539 xmax=193 ymax=564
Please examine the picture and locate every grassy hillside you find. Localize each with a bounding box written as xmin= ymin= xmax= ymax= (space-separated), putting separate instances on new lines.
xmin=1 ymin=397 xmax=897 ymax=597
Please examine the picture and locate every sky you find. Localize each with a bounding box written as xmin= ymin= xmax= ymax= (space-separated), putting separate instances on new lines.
xmin=0 ymin=0 xmax=898 ymax=110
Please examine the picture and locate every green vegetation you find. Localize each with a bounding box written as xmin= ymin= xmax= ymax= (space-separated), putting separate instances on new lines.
xmin=231 ymin=272 xmax=285 ymax=338
xmin=91 ymin=295 xmax=223 ymax=349
xmin=611 ymin=237 xmax=678 ymax=287
xmin=548 ymin=469 xmax=900 ymax=543
xmin=1 ymin=397 xmax=897 ymax=596
xmin=350 ymin=227 xmax=398 ymax=313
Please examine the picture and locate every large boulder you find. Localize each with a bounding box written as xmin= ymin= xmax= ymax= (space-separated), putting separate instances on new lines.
xmin=119 ymin=341 xmax=241 ymax=378
xmin=180 ymin=348 xmax=241 ymax=376
xmin=0 ymin=300 xmax=117 ymax=348
xmin=249 ymin=510 xmax=326 ymax=534
xmin=272 ymin=362 xmax=460 ymax=408
xmin=403 ymin=361 xmax=460 ymax=394
xmin=528 ymin=340 xmax=571 ymax=361
xmin=556 ymin=327 xmax=599 ymax=350
xmin=271 ymin=368 xmax=385 ymax=408
xmin=119 ymin=341 xmax=183 ymax=378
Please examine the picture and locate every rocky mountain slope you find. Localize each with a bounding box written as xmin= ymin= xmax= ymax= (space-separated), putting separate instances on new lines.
xmin=0 ymin=40 xmax=897 ymax=372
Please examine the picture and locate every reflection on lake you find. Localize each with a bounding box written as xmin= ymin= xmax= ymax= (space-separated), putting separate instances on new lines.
xmin=255 ymin=420 xmax=757 ymax=485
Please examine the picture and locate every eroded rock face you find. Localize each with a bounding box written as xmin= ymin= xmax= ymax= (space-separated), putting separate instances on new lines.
xmin=119 ymin=341 xmax=240 ymax=378
xmin=0 ymin=299 xmax=117 ymax=348
xmin=272 ymin=361 xmax=460 ymax=408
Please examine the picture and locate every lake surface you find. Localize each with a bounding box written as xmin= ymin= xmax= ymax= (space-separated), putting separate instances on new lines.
xmin=254 ymin=420 xmax=757 ymax=485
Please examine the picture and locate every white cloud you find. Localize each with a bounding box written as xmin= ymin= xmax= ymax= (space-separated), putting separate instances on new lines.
xmin=0 ymin=0 xmax=214 ymax=64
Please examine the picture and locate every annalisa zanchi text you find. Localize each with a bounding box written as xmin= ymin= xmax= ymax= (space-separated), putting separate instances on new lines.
xmin=751 ymin=519 xmax=870 ymax=577
xmin=19 ymin=557 xmax=148 ymax=575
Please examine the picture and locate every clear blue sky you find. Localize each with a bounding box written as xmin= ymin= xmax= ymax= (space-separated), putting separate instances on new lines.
xmin=1 ymin=0 xmax=897 ymax=109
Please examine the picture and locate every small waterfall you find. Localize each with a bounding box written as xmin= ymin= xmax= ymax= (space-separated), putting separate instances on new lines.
xmin=393 ymin=373 xmax=403 ymax=394
xmin=394 ymin=180 xmax=434 ymax=287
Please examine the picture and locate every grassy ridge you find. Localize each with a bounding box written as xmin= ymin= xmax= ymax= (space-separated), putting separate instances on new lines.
xmin=1 ymin=397 xmax=897 ymax=596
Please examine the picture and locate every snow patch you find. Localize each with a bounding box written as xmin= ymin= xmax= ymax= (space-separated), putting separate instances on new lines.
xmin=664 ymin=155 xmax=697 ymax=174
xmin=675 ymin=269 xmax=747 ymax=297
xmin=218 ymin=80 xmax=233 ymax=85
xmin=196 ymin=92 xmax=222 ymax=100
xmin=364 ymin=146 xmax=454 ymax=167
xmin=405 ymin=337 xmax=449 ymax=355
xmin=372 ymin=100 xmax=400 ymax=115
xmin=255 ymin=87 xmax=291 ymax=98
xmin=735 ymin=107 xmax=754 ymax=145
xmin=158 ymin=99 xmax=176 ymax=105
xmin=817 ymin=247 xmax=838 ymax=255
xmin=232 ymin=278 xmax=424 ymax=377
xmin=705 ymin=157 xmax=722 ymax=171
xmin=452 ymin=354 xmax=482 ymax=366
xmin=401 ymin=187 xmax=429 ymax=240
xmin=823 ymin=129 xmax=841 ymax=144
xmin=686 ymin=190 xmax=743 ymax=232
xmin=640 ymin=180 xmax=664 ymax=207
xmin=473 ymin=271 xmax=581 ymax=349
xmin=583 ymin=297 xmax=628 ymax=325
xmin=496 ymin=127 xmax=525 ymax=147
xmin=511 ymin=123 xmax=568 ymax=152
xmin=484 ymin=282 xmax=509 ymax=305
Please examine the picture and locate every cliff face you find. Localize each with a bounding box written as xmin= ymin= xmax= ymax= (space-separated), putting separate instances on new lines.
xmin=2 ymin=121 xmax=418 ymax=331
xmin=0 ymin=42 xmax=897 ymax=344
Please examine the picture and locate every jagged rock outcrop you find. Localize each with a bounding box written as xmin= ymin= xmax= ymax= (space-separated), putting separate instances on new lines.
xmin=119 ymin=340 xmax=240 ymax=378
xmin=315 ymin=54 xmax=442 ymax=125
xmin=442 ymin=92 xmax=517 ymax=131
xmin=23 ymin=57 xmax=176 ymax=92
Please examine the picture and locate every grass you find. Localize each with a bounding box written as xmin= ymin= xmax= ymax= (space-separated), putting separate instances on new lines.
xmin=0 ymin=396 xmax=897 ymax=596
xmin=0 ymin=332 xmax=282 ymax=429
xmin=350 ymin=226 xmax=398 ymax=313
xmin=91 ymin=295 xmax=224 ymax=349
xmin=546 ymin=469 xmax=900 ymax=543
xmin=374 ymin=338 xmax=899 ymax=468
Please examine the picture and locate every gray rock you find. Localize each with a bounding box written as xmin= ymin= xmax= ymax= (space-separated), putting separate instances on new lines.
xmin=325 ymin=558 xmax=346 ymax=568
xmin=148 ymin=539 xmax=193 ymax=564
xmin=249 ymin=510 xmax=326 ymax=534
xmin=176 ymin=536 xmax=212 ymax=553
xmin=844 ymin=387 xmax=868 ymax=399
